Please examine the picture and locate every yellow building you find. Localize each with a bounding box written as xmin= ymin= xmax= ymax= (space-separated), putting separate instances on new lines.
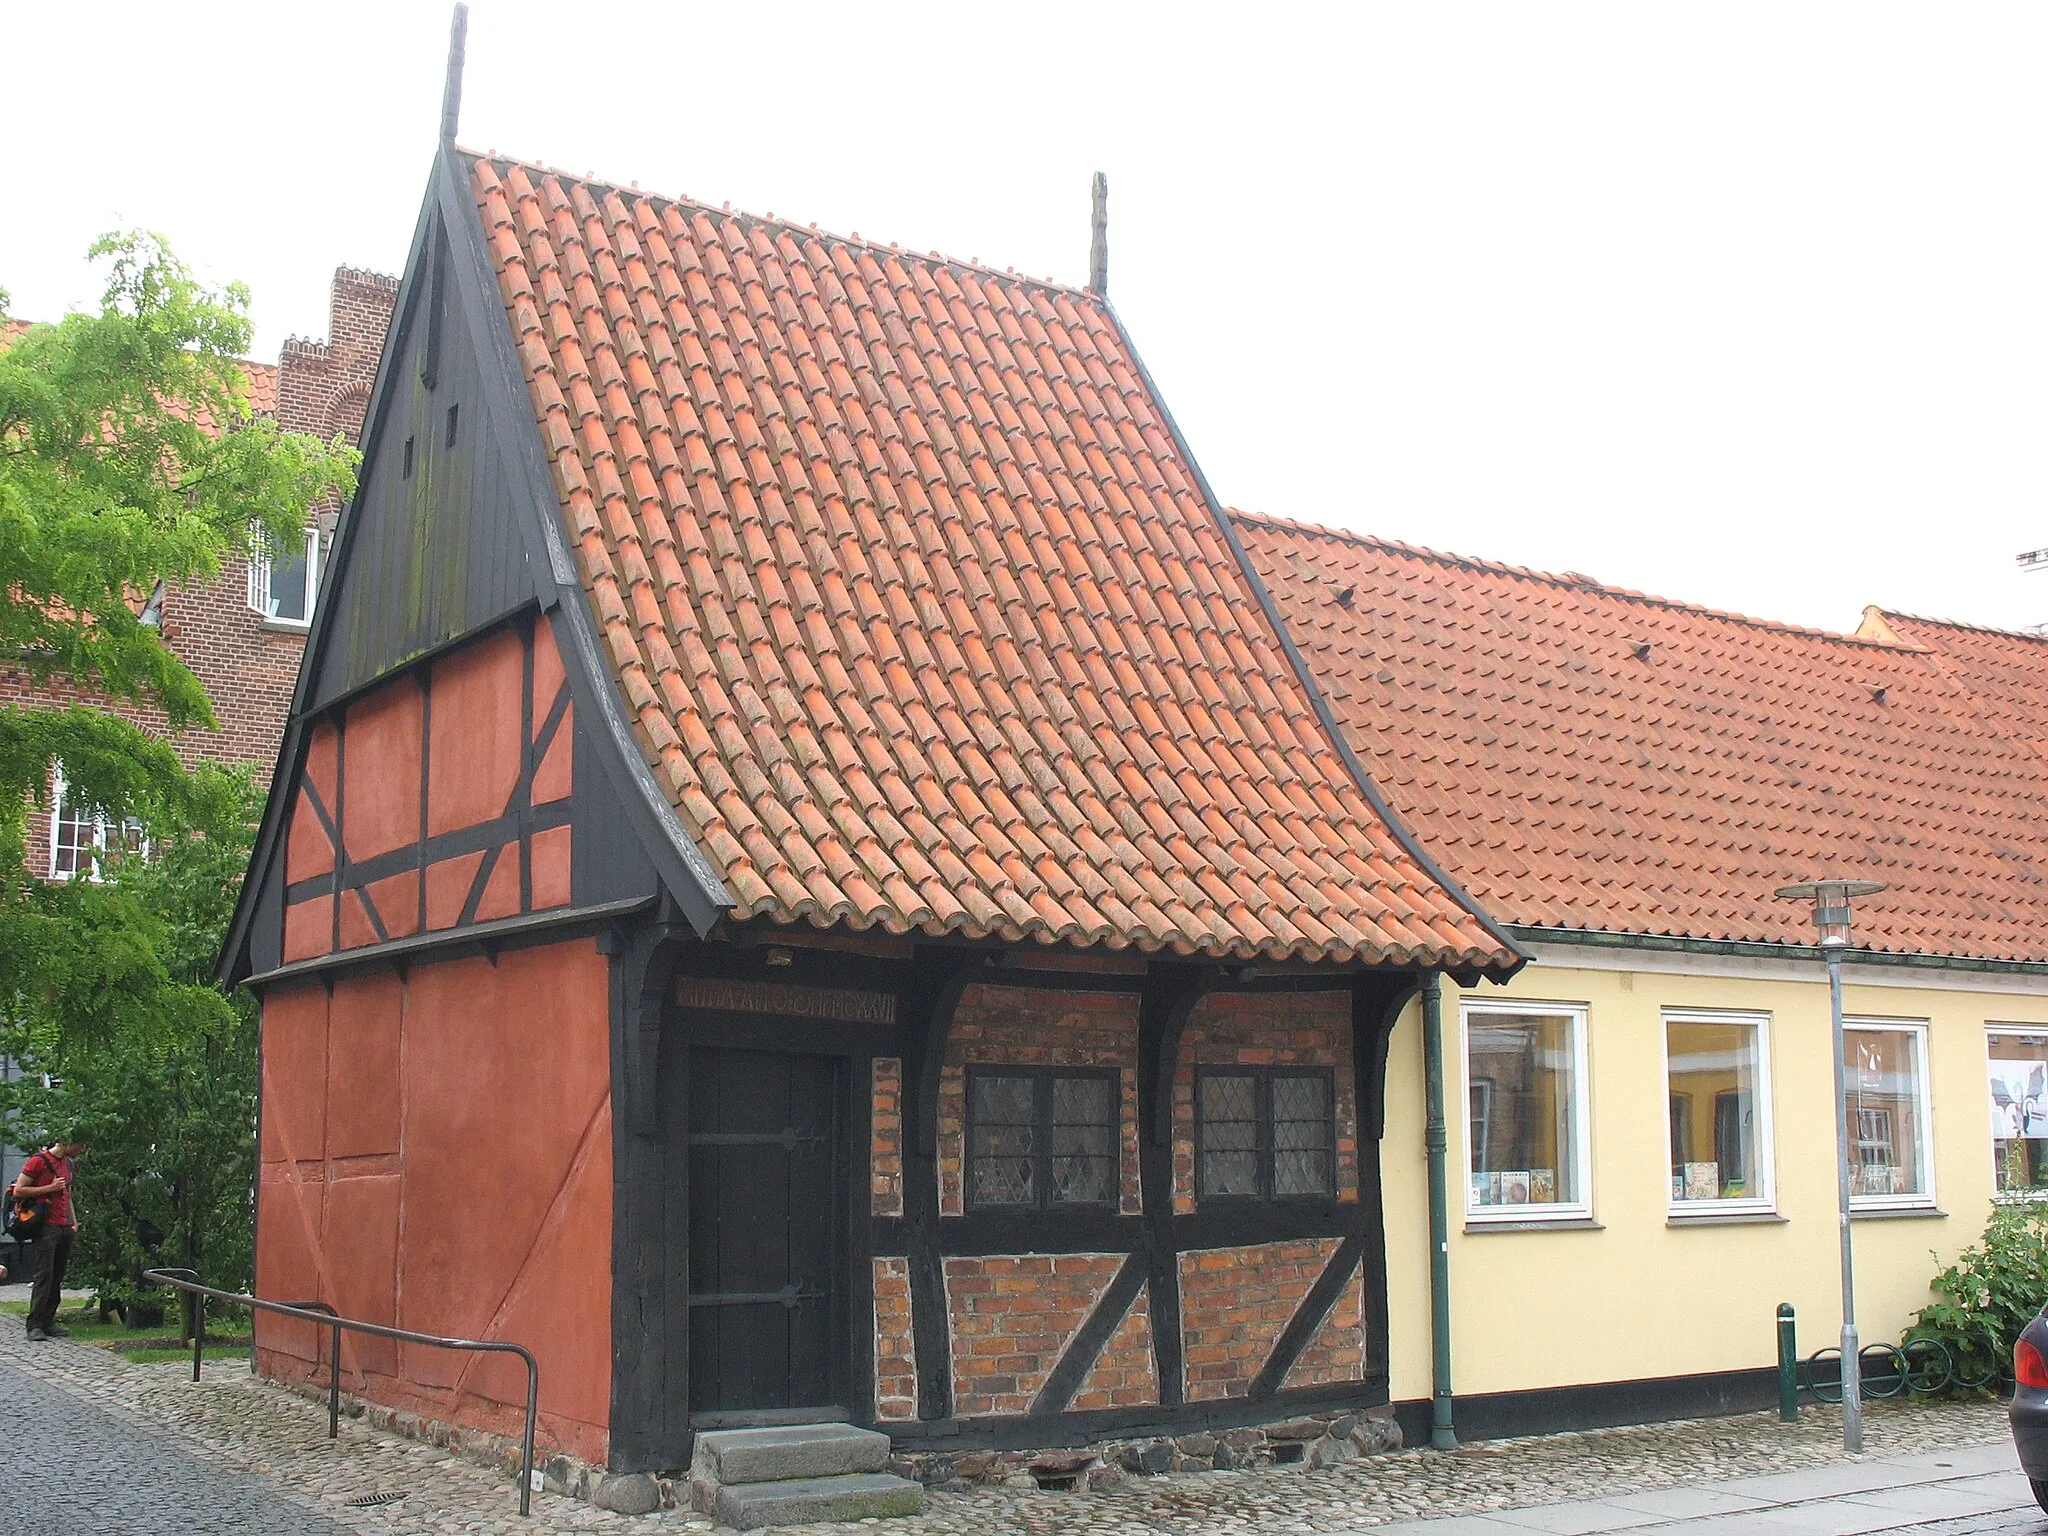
xmin=1238 ymin=514 xmax=2048 ymax=1439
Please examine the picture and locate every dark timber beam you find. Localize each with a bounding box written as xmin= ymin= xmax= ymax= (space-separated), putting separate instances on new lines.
xmin=899 ymin=947 xmax=987 ymax=1421
xmin=607 ymin=914 xmax=695 ymax=1473
xmin=1031 ymin=1251 xmax=1148 ymax=1417
xmin=1135 ymin=962 xmax=1213 ymax=1410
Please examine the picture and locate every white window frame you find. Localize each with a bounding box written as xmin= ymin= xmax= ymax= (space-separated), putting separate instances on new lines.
xmin=1843 ymin=1017 xmax=1935 ymax=1212
xmin=246 ymin=525 xmax=321 ymax=627
xmin=1986 ymin=1024 xmax=2048 ymax=1201
xmin=1663 ymin=1008 xmax=1776 ymax=1217
xmin=1459 ymin=997 xmax=1593 ymax=1223
xmin=47 ymin=769 xmax=147 ymax=883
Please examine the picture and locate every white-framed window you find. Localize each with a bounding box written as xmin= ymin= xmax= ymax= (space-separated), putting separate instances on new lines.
xmin=47 ymin=770 xmax=146 ymax=883
xmin=1664 ymin=1009 xmax=1774 ymax=1215
xmin=1460 ymin=998 xmax=1592 ymax=1221
xmin=1987 ymin=1026 xmax=2048 ymax=1197
xmin=246 ymin=526 xmax=320 ymax=626
xmin=1844 ymin=1018 xmax=1934 ymax=1210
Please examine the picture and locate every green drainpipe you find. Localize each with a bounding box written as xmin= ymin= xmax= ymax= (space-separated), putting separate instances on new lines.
xmin=1422 ymin=972 xmax=1458 ymax=1449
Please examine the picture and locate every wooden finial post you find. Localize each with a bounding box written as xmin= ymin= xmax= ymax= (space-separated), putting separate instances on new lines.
xmin=440 ymin=4 xmax=470 ymax=146
xmin=1088 ymin=172 xmax=1108 ymax=296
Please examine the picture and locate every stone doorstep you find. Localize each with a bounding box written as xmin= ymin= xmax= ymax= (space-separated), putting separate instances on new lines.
xmin=692 ymin=1423 xmax=892 ymax=1484
xmin=713 ymin=1472 xmax=925 ymax=1530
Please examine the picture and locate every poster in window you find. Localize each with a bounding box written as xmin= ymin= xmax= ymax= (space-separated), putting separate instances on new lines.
xmin=1683 ymin=1162 xmax=1721 ymax=1201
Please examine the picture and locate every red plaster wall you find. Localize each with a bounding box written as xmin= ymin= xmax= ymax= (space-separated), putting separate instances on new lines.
xmin=281 ymin=619 xmax=574 ymax=960
xmin=254 ymin=938 xmax=613 ymax=1463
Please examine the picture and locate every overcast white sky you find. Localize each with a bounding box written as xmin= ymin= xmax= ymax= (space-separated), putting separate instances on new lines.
xmin=6 ymin=3 xmax=2044 ymax=634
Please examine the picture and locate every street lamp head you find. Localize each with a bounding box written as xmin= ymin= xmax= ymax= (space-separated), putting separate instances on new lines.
xmin=1775 ymin=879 xmax=1888 ymax=948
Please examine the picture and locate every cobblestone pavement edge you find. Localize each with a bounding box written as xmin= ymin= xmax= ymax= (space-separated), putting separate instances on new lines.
xmin=0 ymin=1319 xmax=2016 ymax=1536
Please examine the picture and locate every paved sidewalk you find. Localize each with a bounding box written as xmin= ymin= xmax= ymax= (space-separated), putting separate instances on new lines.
xmin=1364 ymin=1441 xmax=2035 ymax=1535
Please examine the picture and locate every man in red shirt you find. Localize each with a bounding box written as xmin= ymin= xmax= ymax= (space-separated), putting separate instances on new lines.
xmin=14 ymin=1136 xmax=84 ymax=1342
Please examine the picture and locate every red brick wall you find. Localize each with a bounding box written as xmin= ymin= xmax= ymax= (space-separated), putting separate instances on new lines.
xmin=943 ymin=1253 xmax=1123 ymax=1417
xmin=936 ymin=985 xmax=1141 ymax=1217
xmin=1072 ymin=1286 xmax=1158 ymax=1410
xmin=871 ymin=1057 xmax=904 ymax=1218
xmin=1178 ymin=1237 xmax=1342 ymax=1402
xmin=1282 ymin=1266 xmax=1368 ymax=1391
xmin=1171 ymin=990 xmax=1360 ymax=1214
xmin=8 ymin=268 xmax=395 ymax=874
xmin=873 ymin=1256 xmax=917 ymax=1421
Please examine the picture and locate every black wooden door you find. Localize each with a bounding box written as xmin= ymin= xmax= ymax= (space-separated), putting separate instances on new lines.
xmin=687 ymin=1047 xmax=846 ymax=1414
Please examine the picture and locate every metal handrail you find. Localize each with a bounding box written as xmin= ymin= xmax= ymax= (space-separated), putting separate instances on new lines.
xmin=143 ymin=1267 xmax=540 ymax=1516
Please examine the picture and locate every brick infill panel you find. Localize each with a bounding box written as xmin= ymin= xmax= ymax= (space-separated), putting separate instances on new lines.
xmin=873 ymin=1256 xmax=917 ymax=1421
xmin=1178 ymin=1237 xmax=1342 ymax=1402
xmin=943 ymin=1252 xmax=1122 ymax=1418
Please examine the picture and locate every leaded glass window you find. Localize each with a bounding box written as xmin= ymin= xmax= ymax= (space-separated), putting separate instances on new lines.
xmin=1194 ymin=1067 xmax=1337 ymax=1201
xmin=966 ymin=1068 xmax=1119 ymax=1210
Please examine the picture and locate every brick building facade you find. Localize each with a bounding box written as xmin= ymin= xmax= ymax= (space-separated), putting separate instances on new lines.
xmin=5 ymin=269 xmax=395 ymax=877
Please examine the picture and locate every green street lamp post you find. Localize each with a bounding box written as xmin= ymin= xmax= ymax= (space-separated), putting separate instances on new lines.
xmin=1775 ymin=878 xmax=1887 ymax=1454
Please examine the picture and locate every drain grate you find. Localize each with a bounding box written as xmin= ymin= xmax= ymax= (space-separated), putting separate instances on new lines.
xmin=345 ymin=1492 xmax=409 ymax=1507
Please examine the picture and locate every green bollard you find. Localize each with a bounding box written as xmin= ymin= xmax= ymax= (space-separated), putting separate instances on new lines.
xmin=1777 ymin=1304 xmax=1798 ymax=1422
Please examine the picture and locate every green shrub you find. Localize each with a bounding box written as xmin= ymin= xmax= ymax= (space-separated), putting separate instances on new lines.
xmin=1905 ymin=1200 xmax=2048 ymax=1390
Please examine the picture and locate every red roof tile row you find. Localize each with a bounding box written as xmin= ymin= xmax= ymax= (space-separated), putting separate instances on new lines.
xmin=468 ymin=154 xmax=1515 ymax=969
xmin=1238 ymin=513 xmax=2048 ymax=964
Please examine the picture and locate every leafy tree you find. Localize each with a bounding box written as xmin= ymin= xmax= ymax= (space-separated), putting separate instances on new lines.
xmin=0 ymin=230 xmax=355 ymax=885
xmin=0 ymin=778 xmax=262 ymax=1317
xmin=0 ymin=234 xmax=357 ymax=1316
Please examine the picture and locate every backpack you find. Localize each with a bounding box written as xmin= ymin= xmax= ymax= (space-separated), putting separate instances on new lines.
xmin=5 ymin=1156 xmax=51 ymax=1241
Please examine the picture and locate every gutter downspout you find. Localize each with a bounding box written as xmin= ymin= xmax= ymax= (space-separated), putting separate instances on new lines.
xmin=1422 ymin=972 xmax=1458 ymax=1449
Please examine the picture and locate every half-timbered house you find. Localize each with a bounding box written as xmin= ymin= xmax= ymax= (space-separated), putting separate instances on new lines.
xmin=219 ymin=128 xmax=1524 ymax=1480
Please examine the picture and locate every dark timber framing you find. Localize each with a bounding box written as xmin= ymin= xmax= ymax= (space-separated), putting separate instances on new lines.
xmin=590 ymin=930 xmax=1433 ymax=1471
xmin=228 ymin=133 xmax=1518 ymax=1477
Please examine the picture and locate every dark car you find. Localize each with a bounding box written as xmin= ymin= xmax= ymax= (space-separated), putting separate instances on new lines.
xmin=2010 ymin=1310 xmax=2048 ymax=1510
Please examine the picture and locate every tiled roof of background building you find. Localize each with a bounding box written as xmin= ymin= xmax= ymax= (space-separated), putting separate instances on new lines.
xmin=1237 ymin=512 xmax=2048 ymax=963
xmin=467 ymin=153 xmax=1516 ymax=968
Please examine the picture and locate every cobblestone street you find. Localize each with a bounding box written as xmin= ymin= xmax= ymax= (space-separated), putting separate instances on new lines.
xmin=0 ymin=1313 xmax=2025 ymax=1536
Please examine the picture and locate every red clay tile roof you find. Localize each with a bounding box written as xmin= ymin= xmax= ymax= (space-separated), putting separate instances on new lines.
xmin=1236 ymin=513 xmax=2048 ymax=964
xmin=244 ymin=361 xmax=278 ymax=417
xmin=467 ymin=153 xmax=1517 ymax=968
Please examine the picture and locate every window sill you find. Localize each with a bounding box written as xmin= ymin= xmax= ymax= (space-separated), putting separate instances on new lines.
xmin=1464 ymin=1217 xmax=1603 ymax=1234
xmin=258 ymin=617 xmax=313 ymax=635
xmin=1851 ymin=1205 xmax=1945 ymax=1221
xmin=1667 ymin=1210 xmax=1787 ymax=1227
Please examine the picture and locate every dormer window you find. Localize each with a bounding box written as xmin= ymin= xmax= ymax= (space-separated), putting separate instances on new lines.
xmin=248 ymin=527 xmax=321 ymax=627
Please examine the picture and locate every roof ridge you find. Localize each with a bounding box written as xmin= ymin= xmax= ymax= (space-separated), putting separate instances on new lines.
xmin=1230 ymin=506 xmax=1911 ymax=653
xmin=1878 ymin=607 xmax=2048 ymax=644
xmin=459 ymin=146 xmax=1099 ymax=304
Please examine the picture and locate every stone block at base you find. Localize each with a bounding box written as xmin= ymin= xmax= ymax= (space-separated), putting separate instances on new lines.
xmin=714 ymin=1472 xmax=925 ymax=1529
xmin=693 ymin=1423 xmax=891 ymax=1484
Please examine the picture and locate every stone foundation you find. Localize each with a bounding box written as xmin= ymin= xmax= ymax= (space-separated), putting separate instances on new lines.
xmin=278 ymin=1377 xmax=1400 ymax=1512
xmin=887 ymin=1405 xmax=1403 ymax=1493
